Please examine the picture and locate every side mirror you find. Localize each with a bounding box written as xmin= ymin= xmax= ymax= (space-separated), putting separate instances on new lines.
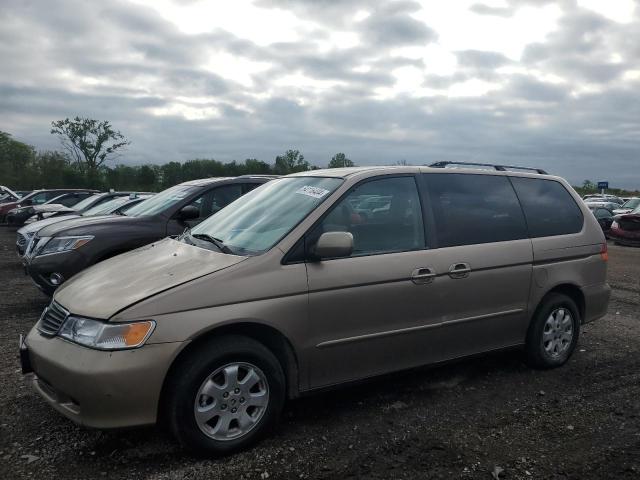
xmin=314 ymin=231 xmax=353 ymax=259
xmin=176 ymin=205 xmax=200 ymax=221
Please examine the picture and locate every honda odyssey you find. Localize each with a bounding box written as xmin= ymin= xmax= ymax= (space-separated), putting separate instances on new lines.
xmin=20 ymin=164 xmax=610 ymax=456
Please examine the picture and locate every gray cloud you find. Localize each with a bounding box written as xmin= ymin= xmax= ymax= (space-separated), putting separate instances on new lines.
xmin=0 ymin=0 xmax=639 ymax=188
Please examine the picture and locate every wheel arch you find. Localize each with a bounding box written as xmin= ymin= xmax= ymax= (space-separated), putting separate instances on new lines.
xmin=534 ymin=283 xmax=586 ymax=323
xmin=157 ymin=322 xmax=300 ymax=423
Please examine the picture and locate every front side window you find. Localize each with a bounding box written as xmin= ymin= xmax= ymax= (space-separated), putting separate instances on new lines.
xmin=190 ymin=177 xmax=343 ymax=255
xmin=511 ymin=177 xmax=583 ymax=237
xmin=309 ymin=176 xmax=425 ymax=257
xmin=424 ymin=173 xmax=528 ymax=247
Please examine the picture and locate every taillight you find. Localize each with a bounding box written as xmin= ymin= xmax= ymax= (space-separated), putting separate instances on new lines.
xmin=600 ymin=242 xmax=608 ymax=262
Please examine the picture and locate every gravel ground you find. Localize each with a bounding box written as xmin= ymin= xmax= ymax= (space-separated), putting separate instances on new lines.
xmin=1 ymin=227 xmax=639 ymax=480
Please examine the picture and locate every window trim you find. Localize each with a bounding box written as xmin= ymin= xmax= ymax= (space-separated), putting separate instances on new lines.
xmin=283 ymin=173 xmax=428 ymax=264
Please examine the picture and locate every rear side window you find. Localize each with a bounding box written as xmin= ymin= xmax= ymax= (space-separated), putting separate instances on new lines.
xmin=511 ymin=177 xmax=583 ymax=237
xmin=423 ymin=173 xmax=527 ymax=247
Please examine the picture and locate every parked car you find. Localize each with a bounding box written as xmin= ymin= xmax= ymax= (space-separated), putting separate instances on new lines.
xmin=583 ymin=194 xmax=623 ymax=205
xmin=588 ymin=205 xmax=614 ymax=235
xmin=25 ymin=191 xmax=153 ymax=223
xmin=20 ymin=165 xmax=610 ymax=455
xmin=0 ymin=189 xmax=98 ymax=223
xmin=6 ymin=191 xmax=97 ymax=226
xmin=583 ymin=200 xmax=619 ymax=212
xmin=22 ymin=177 xmax=273 ymax=294
xmin=609 ymin=206 xmax=640 ymax=246
xmin=0 ymin=186 xmax=21 ymax=203
xmin=16 ymin=195 xmax=153 ymax=256
xmin=612 ymin=197 xmax=640 ymax=215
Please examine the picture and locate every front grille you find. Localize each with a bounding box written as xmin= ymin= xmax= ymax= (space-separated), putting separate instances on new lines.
xmin=16 ymin=233 xmax=28 ymax=248
xmin=25 ymin=236 xmax=41 ymax=258
xmin=37 ymin=302 xmax=69 ymax=336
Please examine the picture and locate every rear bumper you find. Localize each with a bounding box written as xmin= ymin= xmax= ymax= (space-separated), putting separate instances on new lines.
xmin=25 ymin=327 xmax=183 ymax=428
xmin=582 ymin=283 xmax=611 ymax=324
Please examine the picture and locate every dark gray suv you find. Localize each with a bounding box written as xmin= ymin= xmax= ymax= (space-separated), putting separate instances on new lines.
xmin=22 ymin=176 xmax=273 ymax=294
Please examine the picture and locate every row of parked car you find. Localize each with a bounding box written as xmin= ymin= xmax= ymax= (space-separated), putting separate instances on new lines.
xmin=7 ymin=163 xmax=612 ymax=456
xmin=582 ymin=194 xmax=640 ymax=246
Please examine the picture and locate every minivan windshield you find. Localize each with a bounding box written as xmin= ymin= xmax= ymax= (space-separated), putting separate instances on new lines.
xmin=189 ymin=177 xmax=343 ymax=255
xmin=125 ymin=185 xmax=195 ymax=217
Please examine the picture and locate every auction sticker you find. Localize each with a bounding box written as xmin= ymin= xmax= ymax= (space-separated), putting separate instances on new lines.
xmin=295 ymin=186 xmax=330 ymax=199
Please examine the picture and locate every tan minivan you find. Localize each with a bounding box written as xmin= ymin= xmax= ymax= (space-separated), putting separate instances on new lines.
xmin=21 ymin=164 xmax=610 ymax=455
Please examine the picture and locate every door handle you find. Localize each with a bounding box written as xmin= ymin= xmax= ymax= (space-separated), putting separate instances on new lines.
xmin=411 ymin=267 xmax=436 ymax=285
xmin=449 ymin=262 xmax=471 ymax=279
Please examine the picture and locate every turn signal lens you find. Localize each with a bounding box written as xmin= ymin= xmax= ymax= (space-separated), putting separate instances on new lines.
xmin=600 ymin=243 xmax=608 ymax=262
xmin=122 ymin=322 xmax=155 ymax=346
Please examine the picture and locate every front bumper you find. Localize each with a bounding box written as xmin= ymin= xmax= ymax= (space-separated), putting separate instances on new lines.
xmin=23 ymin=249 xmax=89 ymax=294
xmin=24 ymin=327 xmax=184 ymax=428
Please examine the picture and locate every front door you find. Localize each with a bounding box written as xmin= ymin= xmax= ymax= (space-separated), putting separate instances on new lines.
xmin=305 ymin=175 xmax=445 ymax=388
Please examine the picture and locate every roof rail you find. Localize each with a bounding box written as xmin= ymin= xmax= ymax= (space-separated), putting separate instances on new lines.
xmin=429 ymin=161 xmax=548 ymax=175
xmin=236 ymin=174 xmax=280 ymax=179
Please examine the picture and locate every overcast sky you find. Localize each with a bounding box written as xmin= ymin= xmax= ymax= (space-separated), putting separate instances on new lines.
xmin=1 ymin=0 xmax=639 ymax=187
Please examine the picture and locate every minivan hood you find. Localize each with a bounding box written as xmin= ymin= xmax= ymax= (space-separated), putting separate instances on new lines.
xmin=54 ymin=238 xmax=247 ymax=319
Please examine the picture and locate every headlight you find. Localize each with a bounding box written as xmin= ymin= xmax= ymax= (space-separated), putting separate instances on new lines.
xmin=37 ymin=235 xmax=93 ymax=256
xmin=58 ymin=316 xmax=155 ymax=350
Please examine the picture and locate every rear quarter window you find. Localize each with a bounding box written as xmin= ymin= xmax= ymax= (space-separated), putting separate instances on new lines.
xmin=423 ymin=173 xmax=528 ymax=247
xmin=510 ymin=177 xmax=583 ymax=237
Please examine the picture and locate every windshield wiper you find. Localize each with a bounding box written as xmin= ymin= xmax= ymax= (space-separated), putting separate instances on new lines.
xmin=191 ymin=233 xmax=234 ymax=254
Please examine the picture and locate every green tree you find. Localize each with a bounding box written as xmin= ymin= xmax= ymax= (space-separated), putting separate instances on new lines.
xmin=274 ymin=149 xmax=310 ymax=174
xmin=50 ymin=117 xmax=130 ymax=186
xmin=160 ymin=161 xmax=183 ymax=189
xmin=582 ymin=180 xmax=596 ymax=190
xmin=0 ymin=131 xmax=36 ymax=188
xmin=244 ymin=158 xmax=271 ymax=174
xmin=328 ymin=152 xmax=354 ymax=168
xmin=136 ymin=165 xmax=158 ymax=191
xmin=35 ymin=151 xmax=75 ymax=188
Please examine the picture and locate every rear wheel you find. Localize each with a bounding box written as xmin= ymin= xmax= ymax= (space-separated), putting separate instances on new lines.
xmin=525 ymin=293 xmax=580 ymax=369
xmin=165 ymin=335 xmax=285 ymax=456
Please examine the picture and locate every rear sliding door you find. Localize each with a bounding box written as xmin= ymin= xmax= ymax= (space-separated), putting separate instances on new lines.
xmin=419 ymin=172 xmax=534 ymax=359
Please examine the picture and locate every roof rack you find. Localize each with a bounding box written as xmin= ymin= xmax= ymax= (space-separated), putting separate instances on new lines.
xmin=429 ymin=161 xmax=548 ymax=175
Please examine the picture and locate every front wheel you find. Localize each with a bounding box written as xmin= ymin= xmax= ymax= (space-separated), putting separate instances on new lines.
xmin=525 ymin=293 xmax=580 ymax=369
xmin=164 ymin=335 xmax=285 ymax=456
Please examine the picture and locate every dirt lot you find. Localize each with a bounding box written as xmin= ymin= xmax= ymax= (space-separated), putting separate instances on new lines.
xmin=1 ymin=227 xmax=639 ymax=480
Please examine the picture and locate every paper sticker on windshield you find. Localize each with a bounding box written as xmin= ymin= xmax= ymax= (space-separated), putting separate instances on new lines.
xmin=295 ymin=186 xmax=330 ymax=199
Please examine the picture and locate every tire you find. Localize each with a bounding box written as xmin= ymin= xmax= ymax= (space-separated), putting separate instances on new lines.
xmin=165 ymin=335 xmax=285 ymax=456
xmin=525 ymin=293 xmax=580 ymax=369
